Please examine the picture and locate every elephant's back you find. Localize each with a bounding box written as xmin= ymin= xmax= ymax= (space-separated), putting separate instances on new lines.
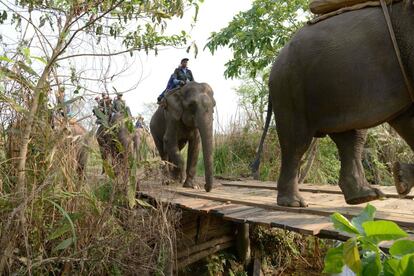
xmin=269 ymin=3 xmax=410 ymax=133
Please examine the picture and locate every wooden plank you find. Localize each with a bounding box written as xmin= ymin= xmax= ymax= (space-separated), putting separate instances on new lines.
xmin=208 ymin=203 xmax=246 ymax=215
xmin=221 ymin=181 xmax=414 ymax=199
xmin=223 ymin=207 xmax=265 ymax=223
xmin=241 ymin=210 xmax=332 ymax=236
xmin=168 ymin=188 xmax=414 ymax=229
xmin=177 ymin=235 xmax=234 ymax=259
xmin=212 ymin=205 xmax=254 ymax=217
xmin=177 ymin=241 xmax=234 ymax=269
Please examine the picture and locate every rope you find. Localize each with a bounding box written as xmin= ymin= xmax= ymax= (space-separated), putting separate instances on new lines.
xmin=380 ymin=0 xmax=414 ymax=102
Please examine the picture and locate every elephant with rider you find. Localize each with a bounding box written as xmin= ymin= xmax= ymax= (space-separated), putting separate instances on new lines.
xmin=150 ymin=82 xmax=216 ymax=191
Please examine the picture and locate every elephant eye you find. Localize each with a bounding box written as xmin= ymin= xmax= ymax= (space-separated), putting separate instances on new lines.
xmin=188 ymin=102 xmax=197 ymax=112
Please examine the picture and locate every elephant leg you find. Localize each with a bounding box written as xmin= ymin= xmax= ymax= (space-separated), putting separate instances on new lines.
xmin=389 ymin=109 xmax=414 ymax=196
xmin=153 ymin=135 xmax=167 ymax=160
xmin=164 ymin=132 xmax=184 ymax=183
xmin=329 ymin=129 xmax=384 ymax=204
xmin=183 ymin=131 xmax=200 ymax=189
xmin=277 ymin=124 xmax=312 ymax=207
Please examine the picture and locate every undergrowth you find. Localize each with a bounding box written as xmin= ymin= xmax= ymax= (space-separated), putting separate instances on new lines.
xmin=208 ymin=123 xmax=413 ymax=186
xmin=0 ymin=117 xmax=179 ymax=275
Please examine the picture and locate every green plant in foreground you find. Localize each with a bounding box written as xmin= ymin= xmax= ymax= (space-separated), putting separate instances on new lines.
xmin=324 ymin=204 xmax=414 ymax=275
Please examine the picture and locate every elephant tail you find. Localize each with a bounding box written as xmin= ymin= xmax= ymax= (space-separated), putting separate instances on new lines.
xmin=250 ymin=98 xmax=272 ymax=179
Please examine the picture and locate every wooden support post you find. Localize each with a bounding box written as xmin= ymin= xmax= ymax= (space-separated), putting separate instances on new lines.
xmin=252 ymin=257 xmax=263 ymax=276
xmin=236 ymin=223 xmax=251 ymax=267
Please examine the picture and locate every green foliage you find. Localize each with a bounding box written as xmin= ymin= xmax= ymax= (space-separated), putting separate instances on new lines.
xmin=324 ymin=204 xmax=413 ymax=276
xmin=251 ymin=226 xmax=330 ymax=274
xmin=205 ymin=0 xmax=309 ymax=78
xmin=210 ymin=129 xmax=281 ymax=180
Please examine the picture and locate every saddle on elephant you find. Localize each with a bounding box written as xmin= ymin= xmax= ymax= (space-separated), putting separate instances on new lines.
xmin=309 ymin=0 xmax=401 ymax=23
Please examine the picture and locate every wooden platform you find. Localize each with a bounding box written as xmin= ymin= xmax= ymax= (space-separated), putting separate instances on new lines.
xmin=139 ymin=178 xmax=414 ymax=269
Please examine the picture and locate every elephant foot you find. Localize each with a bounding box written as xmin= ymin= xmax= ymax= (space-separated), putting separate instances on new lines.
xmin=343 ymin=186 xmax=384 ymax=205
xmin=204 ymin=183 xmax=213 ymax=192
xmin=277 ymin=192 xmax=308 ymax=207
xmin=393 ymin=162 xmax=414 ymax=196
xmin=183 ymin=179 xmax=200 ymax=189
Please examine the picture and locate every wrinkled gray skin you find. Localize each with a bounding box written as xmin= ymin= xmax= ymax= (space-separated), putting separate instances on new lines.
xmin=97 ymin=112 xmax=137 ymax=176
xmin=150 ymin=82 xmax=216 ymax=191
xmin=263 ymin=1 xmax=414 ymax=207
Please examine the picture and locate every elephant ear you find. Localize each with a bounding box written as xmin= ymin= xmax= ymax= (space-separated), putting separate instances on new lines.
xmin=205 ymin=86 xmax=216 ymax=107
xmin=165 ymin=92 xmax=183 ymax=121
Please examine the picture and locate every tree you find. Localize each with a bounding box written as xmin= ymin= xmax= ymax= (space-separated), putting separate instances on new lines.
xmin=205 ymin=0 xmax=309 ymax=79
xmin=0 ymin=0 xmax=202 ymax=273
xmin=235 ymin=73 xmax=268 ymax=130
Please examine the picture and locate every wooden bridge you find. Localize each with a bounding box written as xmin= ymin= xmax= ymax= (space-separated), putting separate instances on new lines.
xmin=139 ymin=178 xmax=414 ymax=272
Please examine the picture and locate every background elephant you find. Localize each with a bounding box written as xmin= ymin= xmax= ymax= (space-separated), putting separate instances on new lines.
xmin=64 ymin=120 xmax=89 ymax=178
xmin=133 ymin=127 xmax=157 ymax=161
xmin=6 ymin=114 xmax=89 ymax=179
xmin=96 ymin=112 xmax=137 ymax=176
xmin=150 ymin=82 xmax=216 ymax=191
xmin=253 ymin=1 xmax=414 ymax=207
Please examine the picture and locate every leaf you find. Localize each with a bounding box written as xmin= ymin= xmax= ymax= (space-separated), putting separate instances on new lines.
xmin=136 ymin=199 xmax=155 ymax=209
xmin=46 ymin=200 xmax=77 ymax=248
xmin=384 ymin=258 xmax=400 ymax=276
xmin=343 ymin=238 xmax=361 ymax=274
xmin=323 ymin=244 xmax=345 ymax=274
xmin=102 ymin=160 xmax=116 ymax=180
xmin=53 ymin=238 xmax=74 ymax=251
xmin=351 ymin=204 xmax=376 ymax=235
xmin=361 ymin=251 xmax=382 ymax=276
xmin=17 ymin=61 xmax=39 ymax=76
xmin=330 ymin=212 xmax=360 ymax=235
xmin=363 ymin=220 xmax=408 ymax=244
xmin=31 ymin=56 xmax=47 ymax=64
xmin=0 ymin=55 xmax=13 ymax=63
xmin=398 ymin=253 xmax=414 ymax=276
xmin=390 ymin=240 xmax=414 ymax=257
xmin=47 ymin=223 xmax=71 ymax=240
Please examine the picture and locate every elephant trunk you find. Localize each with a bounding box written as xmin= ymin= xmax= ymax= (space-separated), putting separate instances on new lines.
xmin=197 ymin=113 xmax=214 ymax=192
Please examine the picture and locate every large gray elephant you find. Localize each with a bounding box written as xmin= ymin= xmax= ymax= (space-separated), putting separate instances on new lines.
xmin=253 ymin=1 xmax=414 ymax=207
xmin=150 ymin=82 xmax=216 ymax=191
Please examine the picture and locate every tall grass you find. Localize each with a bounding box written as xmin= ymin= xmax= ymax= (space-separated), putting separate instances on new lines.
xmin=0 ymin=113 xmax=179 ymax=274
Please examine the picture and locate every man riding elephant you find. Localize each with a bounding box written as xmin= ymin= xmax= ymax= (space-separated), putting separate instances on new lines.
xmin=94 ymin=93 xmax=136 ymax=176
xmin=157 ymin=58 xmax=194 ymax=103
xmin=113 ymin=93 xmax=132 ymax=117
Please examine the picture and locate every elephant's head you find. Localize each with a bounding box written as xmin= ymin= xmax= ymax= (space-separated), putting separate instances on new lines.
xmin=165 ymin=82 xmax=216 ymax=191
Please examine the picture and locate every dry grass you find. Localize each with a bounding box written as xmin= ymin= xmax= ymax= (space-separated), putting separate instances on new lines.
xmin=0 ymin=113 xmax=180 ymax=275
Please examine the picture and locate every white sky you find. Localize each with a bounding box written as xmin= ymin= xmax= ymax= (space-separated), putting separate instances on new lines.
xmin=117 ymin=0 xmax=253 ymax=130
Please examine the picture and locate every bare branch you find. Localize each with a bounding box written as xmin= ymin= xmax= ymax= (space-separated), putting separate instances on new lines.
xmin=56 ymin=46 xmax=142 ymax=61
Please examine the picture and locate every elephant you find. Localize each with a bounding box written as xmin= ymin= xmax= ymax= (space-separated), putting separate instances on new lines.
xmin=252 ymin=0 xmax=414 ymax=207
xmin=150 ymin=82 xmax=216 ymax=191
xmin=6 ymin=114 xmax=89 ymax=179
xmin=51 ymin=114 xmax=90 ymax=178
xmin=133 ymin=127 xmax=157 ymax=161
xmin=96 ymin=112 xmax=137 ymax=177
